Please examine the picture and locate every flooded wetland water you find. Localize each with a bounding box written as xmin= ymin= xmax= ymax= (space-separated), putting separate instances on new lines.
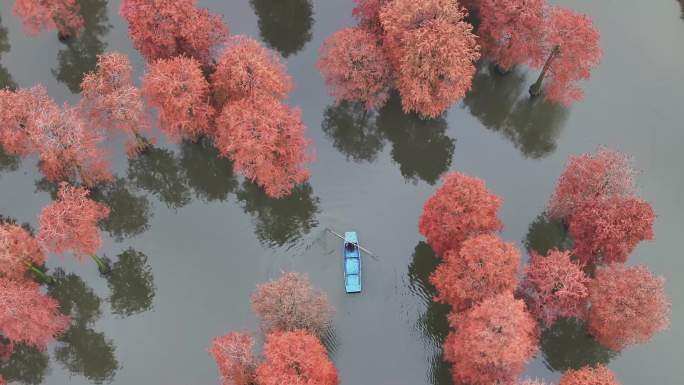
xmin=0 ymin=1 xmax=683 ymax=385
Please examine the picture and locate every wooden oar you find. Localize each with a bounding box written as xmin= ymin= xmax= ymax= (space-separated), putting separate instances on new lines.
xmin=326 ymin=228 xmax=379 ymax=260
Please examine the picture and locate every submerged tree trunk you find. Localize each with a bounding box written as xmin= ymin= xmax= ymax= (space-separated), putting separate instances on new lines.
xmin=529 ymin=45 xmax=561 ymax=97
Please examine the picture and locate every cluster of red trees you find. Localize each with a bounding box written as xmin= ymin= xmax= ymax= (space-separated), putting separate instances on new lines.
xmin=121 ymin=0 xmax=313 ymax=198
xmin=0 ymin=182 xmax=115 ymax=384
xmin=210 ymin=272 xmax=337 ymax=385
xmin=418 ymin=149 xmax=670 ymax=385
xmin=7 ymin=1 xmax=313 ymax=199
xmin=12 ymin=0 xmax=84 ymax=40
xmin=318 ymin=0 xmax=601 ymax=118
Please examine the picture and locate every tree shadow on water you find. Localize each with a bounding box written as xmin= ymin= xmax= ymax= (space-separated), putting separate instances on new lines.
xmin=321 ymin=101 xmax=385 ymax=163
xmin=463 ymin=63 xmax=569 ymax=159
xmin=236 ymin=181 xmax=320 ymax=248
xmin=250 ymin=0 xmax=314 ymax=58
xmin=0 ymin=147 xmax=21 ymax=176
xmin=377 ymin=93 xmax=455 ymax=185
xmin=52 ymin=0 xmax=111 ymax=93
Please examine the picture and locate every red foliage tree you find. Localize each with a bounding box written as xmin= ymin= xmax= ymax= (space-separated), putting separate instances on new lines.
xmin=0 ymin=374 xmax=5 ymax=385
xmin=0 ymin=277 xmax=70 ymax=349
xmin=214 ymin=99 xmax=312 ymax=198
xmin=209 ymin=332 xmax=256 ymax=385
xmin=27 ymin=102 xmax=112 ymax=186
xmin=211 ymin=36 xmax=292 ymax=105
xmin=547 ymin=148 xmax=636 ymax=220
xmin=255 ymin=330 xmax=339 ymax=385
xmin=0 ymin=85 xmax=54 ymax=157
xmin=318 ymin=27 xmax=392 ymax=110
xmin=430 ymin=234 xmax=520 ymax=311
xmin=444 ymin=293 xmax=538 ymax=385
xmin=0 ymin=223 xmax=46 ymax=281
xmin=379 ymin=0 xmax=480 ymax=117
xmin=558 ymin=364 xmax=620 ymax=385
xmin=588 ymin=264 xmax=670 ymax=351
xmin=120 ymin=0 xmax=229 ymax=65
xmin=251 ymin=272 xmax=333 ymax=336
xmin=478 ymin=0 xmax=546 ymax=71
xmin=520 ymin=249 xmax=589 ymax=326
xmin=80 ymin=52 xmax=149 ymax=157
xmin=352 ymin=0 xmax=387 ymax=36
xmin=569 ymin=196 xmax=655 ymax=265
xmin=38 ymin=182 xmax=110 ymax=266
xmin=418 ymin=172 xmax=503 ymax=256
xmin=13 ymin=0 xmax=84 ymax=39
xmin=142 ymin=56 xmax=215 ymax=142
xmin=529 ymin=6 xmax=602 ymax=105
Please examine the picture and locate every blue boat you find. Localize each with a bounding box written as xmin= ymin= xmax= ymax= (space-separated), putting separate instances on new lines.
xmin=343 ymin=231 xmax=362 ymax=293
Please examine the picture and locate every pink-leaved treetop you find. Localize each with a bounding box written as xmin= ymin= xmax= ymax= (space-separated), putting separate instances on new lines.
xmin=80 ymin=52 xmax=150 ymax=157
xmin=520 ymin=249 xmax=589 ymax=326
xmin=0 ymin=278 xmax=70 ymax=349
xmin=430 ymin=233 xmax=520 ymax=311
xmin=38 ymin=182 xmax=110 ymax=273
xmin=120 ymin=0 xmax=229 ymax=65
xmin=27 ymin=102 xmax=112 ymax=187
xmin=0 ymin=223 xmax=47 ymax=282
xmin=352 ymin=0 xmax=387 ymax=36
xmin=211 ymin=36 xmax=293 ymax=106
xmin=0 ymin=374 xmax=5 ymax=385
xmin=142 ymin=56 xmax=215 ymax=142
xmin=209 ymin=332 xmax=257 ymax=385
xmin=418 ymin=172 xmax=503 ymax=256
xmin=214 ymin=98 xmax=312 ymax=198
xmin=569 ymin=195 xmax=655 ymax=265
xmin=478 ymin=0 xmax=546 ymax=72
xmin=318 ymin=27 xmax=392 ymax=110
xmin=547 ymin=148 xmax=636 ymax=220
xmin=529 ymin=6 xmax=602 ymax=105
xmin=379 ymin=0 xmax=480 ymax=117
xmin=558 ymin=364 xmax=621 ymax=385
xmin=0 ymin=85 xmax=55 ymax=157
xmin=13 ymin=0 xmax=84 ymax=40
xmin=255 ymin=330 xmax=340 ymax=385
xmin=250 ymin=272 xmax=333 ymax=336
xmin=588 ymin=264 xmax=670 ymax=351
xmin=444 ymin=293 xmax=539 ymax=385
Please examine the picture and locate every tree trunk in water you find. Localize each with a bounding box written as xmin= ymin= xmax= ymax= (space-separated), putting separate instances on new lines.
xmin=529 ymin=45 xmax=561 ymax=97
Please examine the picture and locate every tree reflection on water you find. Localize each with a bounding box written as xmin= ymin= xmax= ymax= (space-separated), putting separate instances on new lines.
xmin=541 ymin=317 xmax=619 ymax=372
xmin=250 ymin=0 xmax=314 ymax=58
xmin=106 ymin=248 xmax=156 ymax=317
xmin=323 ymin=94 xmax=456 ymax=185
xmin=52 ymin=0 xmax=111 ymax=93
xmin=524 ymin=213 xmax=573 ymax=256
xmin=0 ymin=14 xmax=17 ymax=90
xmin=322 ymin=101 xmax=384 ymax=163
xmin=407 ymin=242 xmax=452 ymax=385
xmin=179 ymin=138 xmax=239 ymax=203
xmin=463 ymin=63 xmax=569 ymax=159
xmin=47 ymin=268 xmax=119 ymax=383
xmin=237 ymin=181 xmax=320 ymax=248
xmin=91 ymin=176 xmax=153 ymax=242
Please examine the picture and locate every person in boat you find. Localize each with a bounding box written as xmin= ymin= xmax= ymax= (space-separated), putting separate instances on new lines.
xmin=345 ymin=242 xmax=357 ymax=252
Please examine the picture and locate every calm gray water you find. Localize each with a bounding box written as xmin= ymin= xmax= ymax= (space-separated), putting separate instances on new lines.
xmin=0 ymin=1 xmax=682 ymax=384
